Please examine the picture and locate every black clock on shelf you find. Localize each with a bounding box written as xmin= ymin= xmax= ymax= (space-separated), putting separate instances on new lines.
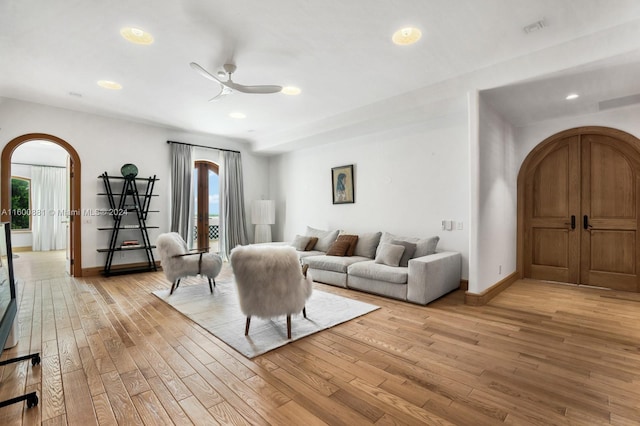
xmin=121 ymin=163 xmax=138 ymax=179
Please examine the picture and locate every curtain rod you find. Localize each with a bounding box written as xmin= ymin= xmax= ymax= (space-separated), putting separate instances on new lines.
xmin=12 ymin=162 xmax=66 ymax=169
xmin=167 ymin=140 xmax=240 ymax=154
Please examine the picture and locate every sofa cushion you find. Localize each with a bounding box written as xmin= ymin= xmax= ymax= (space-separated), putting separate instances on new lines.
xmin=375 ymin=243 xmax=405 ymax=267
xmin=348 ymin=260 xmax=408 ymax=284
xmin=305 ymin=237 xmax=319 ymax=251
xmin=391 ymin=239 xmax=417 ymax=267
xmin=414 ymin=236 xmax=440 ymax=258
xmin=298 ymin=250 xmax=325 ymax=259
xmin=353 ymin=231 xmax=382 ymax=258
xmin=337 ymin=234 xmax=359 ymax=256
xmin=291 ymin=235 xmax=312 ymax=251
xmin=377 ymin=232 xmax=439 ymax=259
xmin=303 ymin=255 xmax=370 ymax=274
xmin=326 ymin=239 xmax=350 ymax=256
xmin=305 ymin=226 xmax=339 ymax=252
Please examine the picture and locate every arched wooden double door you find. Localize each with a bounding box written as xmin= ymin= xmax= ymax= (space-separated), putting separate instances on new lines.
xmin=520 ymin=127 xmax=640 ymax=292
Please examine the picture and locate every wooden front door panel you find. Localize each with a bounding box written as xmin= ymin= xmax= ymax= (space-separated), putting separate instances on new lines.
xmin=580 ymin=135 xmax=639 ymax=291
xmin=524 ymin=130 xmax=640 ymax=292
xmin=524 ymin=137 xmax=580 ymax=283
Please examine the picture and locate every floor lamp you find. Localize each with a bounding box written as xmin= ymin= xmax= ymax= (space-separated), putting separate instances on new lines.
xmin=251 ymin=200 xmax=275 ymax=243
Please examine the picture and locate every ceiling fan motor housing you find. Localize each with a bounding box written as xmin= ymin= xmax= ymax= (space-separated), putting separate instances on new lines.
xmin=223 ymin=64 xmax=237 ymax=75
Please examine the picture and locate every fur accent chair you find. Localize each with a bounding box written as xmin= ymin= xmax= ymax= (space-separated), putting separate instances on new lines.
xmin=230 ymin=245 xmax=313 ymax=339
xmin=156 ymin=232 xmax=223 ymax=295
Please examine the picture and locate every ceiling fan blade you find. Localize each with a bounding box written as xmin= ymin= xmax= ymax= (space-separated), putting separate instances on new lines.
xmin=208 ymin=91 xmax=224 ymax=102
xmin=208 ymin=86 xmax=232 ymax=102
xmin=225 ymin=81 xmax=282 ymax=94
xmin=190 ymin=62 xmax=224 ymax=85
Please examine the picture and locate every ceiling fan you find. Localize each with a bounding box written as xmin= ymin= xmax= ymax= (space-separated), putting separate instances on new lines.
xmin=190 ymin=62 xmax=282 ymax=101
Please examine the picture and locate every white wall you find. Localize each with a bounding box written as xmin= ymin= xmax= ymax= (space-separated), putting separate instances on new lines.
xmin=0 ymin=98 xmax=270 ymax=270
xmin=475 ymin=97 xmax=518 ymax=293
xmin=514 ymin=103 xmax=640 ymax=168
xmin=270 ymin=96 xmax=471 ymax=279
xmin=266 ymin=19 xmax=640 ymax=290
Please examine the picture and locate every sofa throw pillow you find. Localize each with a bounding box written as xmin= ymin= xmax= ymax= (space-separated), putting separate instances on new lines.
xmin=374 ymin=243 xmax=405 ymax=267
xmin=291 ymin=235 xmax=312 ymax=251
xmin=336 ymin=234 xmax=359 ymax=256
xmin=414 ymin=236 xmax=440 ymax=258
xmin=353 ymin=231 xmax=382 ymax=258
xmin=326 ymin=240 xmax=351 ymax=256
xmin=305 ymin=226 xmax=340 ymax=252
xmin=391 ymin=239 xmax=417 ymax=267
xmin=305 ymin=237 xmax=319 ymax=251
xmin=376 ymin=232 xmax=440 ymax=259
xmin=376 ymin=231 xmax=408 ymax=257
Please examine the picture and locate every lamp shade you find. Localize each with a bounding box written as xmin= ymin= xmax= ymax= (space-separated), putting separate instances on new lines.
xmin=251 ymin=200 xmax=275 ymax=225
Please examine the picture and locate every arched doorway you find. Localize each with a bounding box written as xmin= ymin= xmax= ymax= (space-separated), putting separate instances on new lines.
xmin=517 ymin=126 xmax=640 ymax=292
xmin=1 ymin=133 xmax=82 ymax=276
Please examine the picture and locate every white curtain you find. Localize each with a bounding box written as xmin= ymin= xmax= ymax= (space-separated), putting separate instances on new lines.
xmin=31 ymin=166 xmax=67 ymax=251
xmin=219 ymin=150 xmax=249 ymax=261
xmin=170 ymin=143 xmax=194 ymax=246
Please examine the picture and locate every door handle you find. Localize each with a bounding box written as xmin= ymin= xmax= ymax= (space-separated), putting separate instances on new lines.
xmin=583 ymin=215 xmax=592 ymax=230
xmin=565 ymin=215 xmax=576 ymax=230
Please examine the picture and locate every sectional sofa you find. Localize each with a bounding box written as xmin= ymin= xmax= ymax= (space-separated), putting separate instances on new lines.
xmin=287 ymin=227 xmax=462 ymax=305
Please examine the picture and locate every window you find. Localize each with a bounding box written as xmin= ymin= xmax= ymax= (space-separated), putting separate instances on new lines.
xmin=11 ymin=177 xmax=31 ymax=230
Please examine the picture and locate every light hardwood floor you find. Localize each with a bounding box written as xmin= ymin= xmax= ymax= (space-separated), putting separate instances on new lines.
xmin=1 ymin=252 xmax=639 ymax=425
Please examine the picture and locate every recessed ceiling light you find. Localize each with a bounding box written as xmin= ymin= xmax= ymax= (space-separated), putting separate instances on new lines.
xmin=120 ymin=27 xmax=154 ymax=45
xmin=97 ymin=80 xmax=122 ymax=90
xmin=229 ymin=112 xmax=246 ymax=119
xmin=281 ymin=86 xmax=301 ymax=96
xmin=566 ymin=93 xmax=579 ymax=100
xmin=392 ymin=27 xmax=422 ymax=45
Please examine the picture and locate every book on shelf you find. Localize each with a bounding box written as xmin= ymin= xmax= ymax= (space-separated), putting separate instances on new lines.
xmin=120 ymin=244 xmax=143 ymax=249
xmin=122 ymin=240 xmax=139 ymax=246
xmin=122 ymin=224 xmax=140 ymax=229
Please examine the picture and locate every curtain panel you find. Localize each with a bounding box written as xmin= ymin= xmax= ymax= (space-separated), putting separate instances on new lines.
xmin=219 ymin=151 xmax=249 ymax=260
xmin=31 ymin=166 xmax=67 ymax=251
xmin=170 ymin=143 xmax=194 ymax=245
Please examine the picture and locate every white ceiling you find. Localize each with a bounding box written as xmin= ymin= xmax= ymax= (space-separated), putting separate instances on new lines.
xmin=481 ymin=49 xmax=640 ymax=126
xmin=2 ymin=0 xmax=640 ymax=152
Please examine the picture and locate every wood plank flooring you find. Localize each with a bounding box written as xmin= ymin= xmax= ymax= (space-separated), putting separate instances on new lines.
xmin=1 ymin=252 xmax=639 ymax=425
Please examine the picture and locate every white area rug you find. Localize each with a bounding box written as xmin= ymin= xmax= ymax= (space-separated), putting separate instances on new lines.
xmin=152 ymin=280 xmax=379 ymax=358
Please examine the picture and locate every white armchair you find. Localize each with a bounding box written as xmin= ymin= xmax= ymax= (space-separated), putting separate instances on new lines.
xmin=156 ymin=232 xmax=222 ymax=294
xmin=230 ymin=245 xmax=312 ymax=339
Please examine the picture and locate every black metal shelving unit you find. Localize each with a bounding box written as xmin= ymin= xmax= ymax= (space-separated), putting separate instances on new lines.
xmin=97 ymin=172 xmax=159 ymax=276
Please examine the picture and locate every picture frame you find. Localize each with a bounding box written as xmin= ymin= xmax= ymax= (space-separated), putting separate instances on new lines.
xmin=331 ymin=164 xmax=355 ymax=204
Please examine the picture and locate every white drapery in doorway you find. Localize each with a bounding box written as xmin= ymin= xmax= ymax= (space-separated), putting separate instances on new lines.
xmin=31 ymin=166 xmax=67 ymax=251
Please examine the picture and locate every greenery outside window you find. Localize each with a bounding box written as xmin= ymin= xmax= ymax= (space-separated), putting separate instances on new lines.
xmin=11 ymin=177 xmax=31 ymax=231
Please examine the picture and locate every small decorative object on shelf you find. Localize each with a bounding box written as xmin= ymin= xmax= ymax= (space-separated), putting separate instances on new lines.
xmin=120 ymin=163 xmax=138 ymax=178
xmin=97 ymin=171 xmax=159 ymax=276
